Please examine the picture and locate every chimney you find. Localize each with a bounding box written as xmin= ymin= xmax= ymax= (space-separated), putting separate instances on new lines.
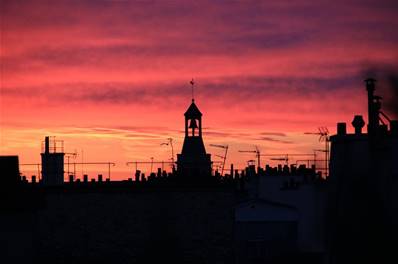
xmin=290 ymin=165 xmax=297 ymax=174
xmin=337 ymin=122 xmax=346 ymax=135
xmin=352 ymin=115 xmax=365 ymax=135
xmin=98 ymin=174 xmax=103 ymax=182
xmin=45 ymin=136 xmax=50 ymax=154
xmin=235 ymin=170 xmax=239 ymax=179
xmin=135 ymin=170 xmax=141 ymax=182
xmin=365 ymin=78 xmax=379 ymax=134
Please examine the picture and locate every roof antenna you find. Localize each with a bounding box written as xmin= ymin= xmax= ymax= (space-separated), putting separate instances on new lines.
xmin=190 ymin=78 xmax=195 ymax=102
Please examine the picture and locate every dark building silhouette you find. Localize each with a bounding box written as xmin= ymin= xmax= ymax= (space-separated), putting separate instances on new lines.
xmin=235 ymin=199 xmax=299 ymax=263
xmin=0 ymin=97 xmax=236 ymax=264
xmin=328 ymin=78 xmax=398 ymax=264
xmin=235 ymin=163 xmax=326 ymax=264
xmin=41 ymin=136 xmax=64 ymax=186
xmin=177 ymin=99 xmax=212 ymax=179
xmin=0 ymin=156 xmax=20 ymax=188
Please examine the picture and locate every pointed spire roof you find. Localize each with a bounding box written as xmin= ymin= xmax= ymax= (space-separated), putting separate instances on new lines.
xmin=184 ymin=100 xmax=202 ymax=118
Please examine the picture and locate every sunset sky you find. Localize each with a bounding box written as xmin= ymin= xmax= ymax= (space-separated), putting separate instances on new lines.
xmin=1 ymin=0 xmax=398 ymax=179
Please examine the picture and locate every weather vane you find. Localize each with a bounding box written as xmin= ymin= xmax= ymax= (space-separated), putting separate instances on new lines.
xmin=190 ymin=78 xmax=195 ymax=102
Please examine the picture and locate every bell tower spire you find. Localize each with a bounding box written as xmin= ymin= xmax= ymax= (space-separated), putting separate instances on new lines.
xmin=184 ymin=98 xmax=202 ymax=138
xmin=177 ymin=80 xmax=212 ymax=180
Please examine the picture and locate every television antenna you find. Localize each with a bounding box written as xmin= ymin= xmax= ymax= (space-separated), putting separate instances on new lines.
xmin=304 ymin=127 xmax=330 ymax=177
xmin=210 ymin=144 xmax=229 ymax=176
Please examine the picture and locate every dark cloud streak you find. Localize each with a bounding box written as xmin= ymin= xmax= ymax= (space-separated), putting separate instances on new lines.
xmin=2 ymin=74 xmax=363 ymax=106
xmin=260 ymin=132 xmax=287 ymax=137
xmin=257 ymin=136 xmax=294 ymax=144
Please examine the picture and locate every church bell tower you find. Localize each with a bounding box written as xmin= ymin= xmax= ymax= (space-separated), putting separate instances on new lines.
xmin=177 ymin=81 xmax=212 ymax=179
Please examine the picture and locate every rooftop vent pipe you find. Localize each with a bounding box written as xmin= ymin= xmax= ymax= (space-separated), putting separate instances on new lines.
xmin=352 ymin=115 xmax=365 ymax=135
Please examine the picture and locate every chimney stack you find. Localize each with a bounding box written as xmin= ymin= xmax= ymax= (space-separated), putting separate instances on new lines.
xmin=45 ymin=136 xmax=50 ymax=154
xmin=337 ymin=123 xmax=346 ymax=135
xmin=352 ymin=115 xmax=365 ymax=135
xmin=135 ymin=170 xmax=141 ymax=182
xmin=365 ymin=78 xmax=379 ymax=134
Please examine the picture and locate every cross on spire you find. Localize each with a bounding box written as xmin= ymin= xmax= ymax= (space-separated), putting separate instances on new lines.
xmin=190 ymin=78 xmax=195 ymax=102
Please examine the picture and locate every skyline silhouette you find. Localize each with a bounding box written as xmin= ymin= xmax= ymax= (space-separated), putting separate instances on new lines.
xmin=2 ymin=77 xmax=397 ymax=264
xmin=1 ymin=1 xmax=398 ymax=263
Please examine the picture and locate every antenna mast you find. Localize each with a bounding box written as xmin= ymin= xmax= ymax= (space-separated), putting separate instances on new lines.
xmin=161 ymin=138 xmax=175 ymax=170
xmin=304 ymin=127 xmax=330 ymax=177
xmin=239 ymin=146 xmax=261 ymax=172
xmin=190 ymin=78 xmax=195 ymax=102
xmin=210 ymin=144 xmax=229 ymax=176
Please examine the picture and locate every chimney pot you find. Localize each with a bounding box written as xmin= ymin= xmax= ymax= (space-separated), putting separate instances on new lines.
xmin=352 ymin=115 xmax=365 ymax=134
xmin=337 ymin=123 xmax=347 ymax=135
